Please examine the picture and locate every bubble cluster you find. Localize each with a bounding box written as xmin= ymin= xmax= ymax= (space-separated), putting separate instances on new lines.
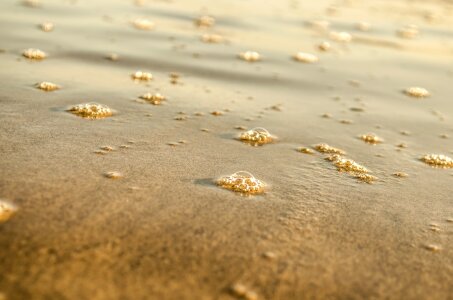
xmin=314 ymin=143 xmax=346 ymax=155
xmin=195 ymin=15 xmax=215 ymax=28
xmin=293 ymin=52 xmax=318 ymax=63
xmin=22 ymin=48 xmax=46 ymax=60
xmin=67 ymin=103 xmax=113 ymax=119
xmin=132 ymin=71 xmax=153 ymax=81
xmin=404 ymin=87 xmax=429 ymax=98
xmin=329 ymin=155 xmax=369 ymax=173
xmin=132 ymin=18 xmax=155 ymax=30
xmin=0 ymin=199 xmax=18 ymax=223
xmin=140 ymin=93 xmax=165 ymax=105
xmin=216 ymin=171 xmax=266 ymax=195
xmin=421 ymin=154 xmax=453 ymax=168
xmin=238 ymin=51 xmax=261 ymax=62
xmin=239 ymin=127 xmax=274 ymax=146
xmin=361 ymin=133 xmax=383 ymax=144
xmin=36 ymin=81 xmax=59 ymax=91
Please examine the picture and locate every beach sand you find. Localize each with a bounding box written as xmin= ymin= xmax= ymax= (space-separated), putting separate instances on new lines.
xmin=0 ymin=0 xmax=453 ymax=299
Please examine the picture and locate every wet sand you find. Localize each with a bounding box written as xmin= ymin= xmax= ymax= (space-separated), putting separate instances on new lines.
xmin=1 ymin=0 xmax=453 ymax=299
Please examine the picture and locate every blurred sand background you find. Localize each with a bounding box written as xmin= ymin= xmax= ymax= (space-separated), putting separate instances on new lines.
xmin=0 ymin=0 xmax=453 ymax=299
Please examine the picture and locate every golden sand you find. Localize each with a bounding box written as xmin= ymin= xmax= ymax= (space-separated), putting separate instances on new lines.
xmin=1 ymin=0 xmax=453 ymax=299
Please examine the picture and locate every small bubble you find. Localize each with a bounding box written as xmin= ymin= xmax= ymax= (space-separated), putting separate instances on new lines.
xmin=239 ymin=127 xmax=274 ymax=146
xmin=361 ymin=133 xmax=383 ymax=144
xmin=238 ymin=51 xmax=261 ymax=62
xmin=298 ymin=147 xmax=314 ymax=154
xmin=217 ymin=171 xmax=266 ymax=195
xmin=356 ymin=22 xmax=371 ymax=32
xmin=40 ymin=22 xmax=54 ymax=32
xmin=174 ymin=116 xmax=188 ymax=121
xmin=317 ymin=41 xmax=331 ymax=51
xmin=446 ymin=218 xmax=453 ymax=223
xmin=230 ymin=284 xmax=258 ymax=300
xmin=440 ymin=134 xmax=449 ymax=139
xmin=201 ymin=128 xmax=210 ymax=132
xmin=393 ymin=172 xmax=409 ymax=178
xmin=132 ymin=71 xmax=153 ymax=81
xmin=119 ymin=145 xmax=130 ymax=149
xmin=424 ymin=244 xmax=441 ymax=252
xmin=293 ymin=52 xmax=318 ymax=63
xmin=396 ymin=143 xmax=408 ymax=148
xmin=36 ymin=81 xmax=59 ymax=91
xmin=194 ymin=15 xmax=215 ymax=28
xmin=321 ymin=113 xmax=332 ymax=118
xmin=94 ymin=150 xmax=107 ymax=155
xmin=263 ymin=251 xmax=277 ymax=259
xmin=100 ymin=146 xmax=114 ymax=152
xmin=131 ymin=18 xmax=155 ymax=30
xmin=314 ymin=143 xmax=345 ymax=155
xmin=339 ymin=119 xmax=353 ymax=124
xmin=67 ymin=103 xmax=113 ymax=119
xmin=400 ymin=130 xmax=411 ymax=136
xmin=106 ymin=53 xmax=119 ymax=61
xmin=211 ymin=111 xmax=224 ymax=116
xmin=307 ymin=20 xmax=330 ymax=31
xmin=201 ymin=34 xmax=224 ymax=43
xmin=329 ymin=31 xmax=352 ymax=42
xmin=397 ymin=24 xmax=419 ymax=39
xmin=22 ymin=48 xmax=46 ymax=60
xmin=140 ymin=93 xmax=166 ymax=105
xmin=23 ymin=0 xmax=40 ymax=7
xmin=404 ymin=87 xmax=429 ymax=98
xmin=421 ymin=154 xmax=453 ymax=168
xmin=104 ymin=171 xmax=123 ymax=179
xmin=0 ymin=199 xmax=18 ymax=223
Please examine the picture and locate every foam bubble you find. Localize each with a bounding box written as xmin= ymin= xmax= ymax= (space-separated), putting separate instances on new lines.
xmin=293 ymin=52 xmax=318 ymax=63
xmin=421 ymin=154 xmax=453 ymax=168
xmin=23 ymin=48 xmax=46 ymax=60
xmin=36 ymin=81 xmax=59 ymax=91
xmin=217 ymin=171 xmax=266 ymax=195
xmin=0 ymin=199 xmax=18 ymax=223
xmin=239 ymin=127 xmax=274 ymax=145
xmin=67 ymin=103 xmax=113 ymax=119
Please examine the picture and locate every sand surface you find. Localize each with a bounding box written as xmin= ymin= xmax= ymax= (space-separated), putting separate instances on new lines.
xmin=1 ymin=0 xmax=453 ymax=299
